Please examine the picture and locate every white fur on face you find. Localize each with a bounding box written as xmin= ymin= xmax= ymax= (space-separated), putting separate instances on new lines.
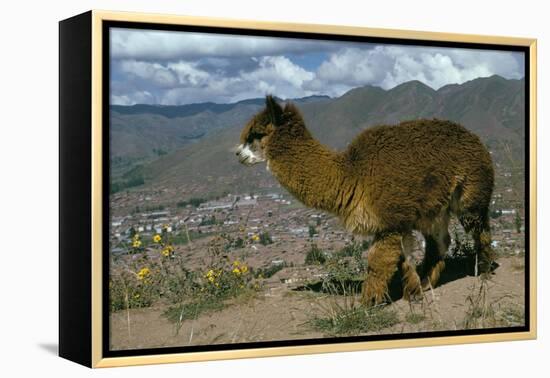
xmin=236 ymin=143 xmax=265 ymax=165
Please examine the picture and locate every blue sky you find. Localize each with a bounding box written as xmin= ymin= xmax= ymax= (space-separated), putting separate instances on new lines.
xmin=110 ymin=28 xmax=525 ymax=106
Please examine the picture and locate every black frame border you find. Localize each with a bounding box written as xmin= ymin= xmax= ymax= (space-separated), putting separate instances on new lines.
xmin=59 ymin=11 xmax=93 ymax=367
xmin=101 ymin=20 xmax=531 ymax=359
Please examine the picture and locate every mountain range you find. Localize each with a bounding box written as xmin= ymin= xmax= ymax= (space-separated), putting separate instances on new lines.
xmin=110 ymin=95 xmax=331 ymax=172
xmin=110 ymin=75 xmax=525 ymax=196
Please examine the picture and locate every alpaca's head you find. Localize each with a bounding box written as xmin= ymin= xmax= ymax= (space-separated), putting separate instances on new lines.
xmin=236 ymin=95 xmax=283 ymax=166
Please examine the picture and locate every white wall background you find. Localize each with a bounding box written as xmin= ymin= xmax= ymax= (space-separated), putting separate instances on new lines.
xmin=0 ymin=0 xmax=547 ymax=376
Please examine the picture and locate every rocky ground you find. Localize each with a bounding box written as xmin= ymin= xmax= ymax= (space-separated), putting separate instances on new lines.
xmin=110 ymin=255 xmax=526 ymax=351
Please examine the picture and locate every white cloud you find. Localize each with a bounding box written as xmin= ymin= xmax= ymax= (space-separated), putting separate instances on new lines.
xmin=113 ymin=55 xmax=320 ymax=105
xmin=317 ymin=46 xmax=390 ymax=85
xmin=110 ymin=28 xmax=339 ymax=60
xmin=111 ymin=91 xmax=155 ymax=105
xmin=316 ymin=46 xmax=523 ymax=91
xmin=110 ymin=28 xmax=525 ymax=105
xmin=255 ymin=56 xmax=314 ymax=87
xmin=240 ymin=56 xmax=315 ymax=99
xmin=119 ymin=60 xmax=178 ymax=88
xmin=166 ymin=61 xmax=210 ymax=86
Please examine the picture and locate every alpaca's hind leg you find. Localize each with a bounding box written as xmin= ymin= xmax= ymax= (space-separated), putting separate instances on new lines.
xmin=361 ymin=233 xmax=402 ymax=306
xmin=460 ymin=210 xmax=494 ymax=275
xmin=421 ymin=212 xmax=450 ymax=289
xmin=476 ymin=218 xmax=495 ymax=274
xmin=456 ymin=174 xmax=495 ymax=275
xmin=400 ymin=232 xmax=422 ymax=301
xmin=421 ymin=235 xmax=447 ymax=289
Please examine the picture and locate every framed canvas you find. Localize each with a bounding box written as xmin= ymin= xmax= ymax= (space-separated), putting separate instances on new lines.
xmin=59 ymin=10 xmax=537 ymax=368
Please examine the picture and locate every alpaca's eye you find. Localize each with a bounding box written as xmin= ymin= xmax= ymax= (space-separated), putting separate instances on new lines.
xmin=247 ymin=132 xmax=263 ymax=143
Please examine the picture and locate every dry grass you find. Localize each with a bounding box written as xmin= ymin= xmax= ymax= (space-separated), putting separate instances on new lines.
xmin=405 ymin=312 xmax=427 ymax=325
xmin=463 ymin=276 xmax=524 ymax=329
xmin=309 ymin=303 xmax=399 ymax=336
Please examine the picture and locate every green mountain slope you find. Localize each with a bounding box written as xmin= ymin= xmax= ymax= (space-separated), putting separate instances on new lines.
xmin=115 ymin=75 xmax=525 ymax=195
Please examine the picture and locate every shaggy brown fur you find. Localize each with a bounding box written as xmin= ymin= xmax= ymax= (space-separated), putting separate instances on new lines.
xmin=363 ymin=233 xmax=402 ymax=305
xmin=237 ymin=96 xmax=495 ymax=305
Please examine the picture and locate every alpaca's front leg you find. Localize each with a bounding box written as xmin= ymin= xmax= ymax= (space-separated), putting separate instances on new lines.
xmin=361 ymin=233 xmax=402 ymax=306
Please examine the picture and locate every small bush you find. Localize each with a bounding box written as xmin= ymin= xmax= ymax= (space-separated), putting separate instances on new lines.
xmin=224 ymin=235 xmax=245 ymax=250
xmin=259 ymin=231 xmax=273 ymax=246
xmin=163 ymin=300 xmax=225 ymax=325
xmin=255 ymin=262 xmax=286 ymax=279
xmin=161 ymin=236 xmax=261 ymax=333
xmin=337 ymin=242 xmax=363 ymax=259
xmin=199 ymin=215 xmax=218 ymax=226
xmin=109 ymin=265 xmax=159 ymax=311
xmin=310 ymin=306 xmax=399 ymax=335
xmin=308 ymin=225 xmax=317 ymax=238
xmin=177 ymin=197 xmax=207 ymax=208
xmin=111 ymin=170 xmax=145 ymax=194
xmin=305 ymin=243 xmax=326 ymax=265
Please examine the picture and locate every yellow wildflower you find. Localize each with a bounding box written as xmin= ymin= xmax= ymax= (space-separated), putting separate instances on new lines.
xmin=233 ymin=260 xmax=241 ymax=267
xmin=240 ymin=265 xmax=248 ymax=274
xmin=161 ymin=245 xmax=174 ymax=257
xmin=252 ymin=234 xmax=260 ymax=242
xmin=137 ymin=267 xmax=150 ymax=280
xmin=132 ymin=239 xmax=142 ymax=248
xmin=153 ymin=234 xmax=162 ymax=243
xmin=232 ymin=267 xmax=241 ymax=276
xmin=205 ymin=269 xmax=216 ymax=283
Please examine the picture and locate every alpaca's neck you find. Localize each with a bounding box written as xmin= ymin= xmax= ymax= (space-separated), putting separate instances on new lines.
xmin=266 ymin=131 xmax=345 ymax=214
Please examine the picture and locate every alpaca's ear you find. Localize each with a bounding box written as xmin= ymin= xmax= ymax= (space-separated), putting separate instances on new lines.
xmin=265 ymin=95 xmax=283 ymax=126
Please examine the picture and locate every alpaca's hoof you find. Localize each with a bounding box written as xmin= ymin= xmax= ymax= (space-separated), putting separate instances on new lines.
xmin=403 ymin=275 xmax=422 ymax=302
xmin=403 ymin=283 xmax=423 ymax=302
xmin=361 ymin=280 xmax=388 ymax=307
xmin=361 ymin=290 xmax=385 ymax=307
xmin=402 ymin=271 xmax=422 ymax=302
xmin=421 ymin=278 xmax=433 ymax=291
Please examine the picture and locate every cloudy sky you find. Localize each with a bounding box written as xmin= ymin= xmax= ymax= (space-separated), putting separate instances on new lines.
xmin=110 ymin=28 xmax=525 ymax=106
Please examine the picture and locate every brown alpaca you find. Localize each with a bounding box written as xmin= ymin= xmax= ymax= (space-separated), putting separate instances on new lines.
xmin=237 ymin=96 xmax=495 ymax=305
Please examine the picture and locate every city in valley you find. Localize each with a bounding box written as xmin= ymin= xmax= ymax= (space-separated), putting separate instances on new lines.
xmin=110 ymin=163 xmax=525 ymax=273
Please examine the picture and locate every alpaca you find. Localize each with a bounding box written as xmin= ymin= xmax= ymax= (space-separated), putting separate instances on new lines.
xmin=236 ymin=96 xmax=495 ymax=305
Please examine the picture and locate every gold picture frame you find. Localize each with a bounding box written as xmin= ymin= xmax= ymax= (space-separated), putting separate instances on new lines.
xmin=59 ymin=9 xmax=537 ymax=368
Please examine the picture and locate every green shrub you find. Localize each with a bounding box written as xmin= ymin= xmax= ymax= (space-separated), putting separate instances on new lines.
xmin=109 ymin=265 xmax=159 ymax=312
xmin=259 ymin=231 xmax=273 ymax=245
xmin=199 ymin=215 xmax=218 ymax=226
xmin=177 ymin=197 xmax=207 ymax=208
xmin=255 ymin=262 xmax=286 ymax=278
xmin=305 ymin=243 xmax=326 ymax=265
xmin=310 ymin=306 xmax=399 ymax=335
